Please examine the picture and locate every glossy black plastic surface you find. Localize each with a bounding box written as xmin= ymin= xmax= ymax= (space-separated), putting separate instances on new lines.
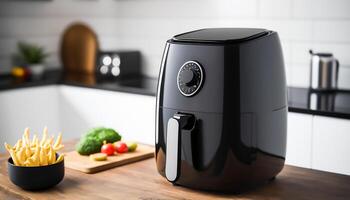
xmin=96 ymin=51 xmax=141 ymax=79
xmin=173 ymin=28 xmax=268 ymax=44
xmin=156 ymin=28 xmax=287 ymax=192
xmin=8 ymin=154 xmax=65 ymax=190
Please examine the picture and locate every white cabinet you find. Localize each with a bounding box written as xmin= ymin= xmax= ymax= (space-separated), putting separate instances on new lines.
xmin=58 ymin=86 xmax=156 ymax=145
xmin=286 ymin=113 xmax=313 ymax=168
xmin=286 ymin=113 xmax=350 ymax=175
xmin=0 ymin=85 xmax=156 ymax=153
xmin=312 ymin=116 xmax=350 ymax=175
xmin=0 ymin=86 xmax=60 ymax=152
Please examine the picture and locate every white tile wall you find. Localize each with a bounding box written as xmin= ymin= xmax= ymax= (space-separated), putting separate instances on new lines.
xmin=313 ymin=21 xmax=350 ymax=43
xmin=293 ymin=0 xmax=350 ymax=19
xmin=258 ymin=0 xmax=292 ymax=18
xmin=0 ymin=0 xmax=349 ymax=89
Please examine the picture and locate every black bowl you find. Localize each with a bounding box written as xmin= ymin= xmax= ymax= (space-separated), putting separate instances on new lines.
xmin=7 ymin=154 xmax=64 ymax=190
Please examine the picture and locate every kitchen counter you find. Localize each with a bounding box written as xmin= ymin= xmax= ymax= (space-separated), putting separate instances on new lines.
xmin=1 ymin=69 xmax=350 ymax=119
xmin=0 ymin=69 xmax=157 ymax=96
xmin=0 ymin=140 xmax=349 ymax=200
xmin=288 ymin=87 xmax=350 ymax=119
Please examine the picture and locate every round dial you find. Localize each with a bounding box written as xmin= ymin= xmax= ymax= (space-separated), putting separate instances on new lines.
xmin=177 ymin=61 xmax=204 ymax=97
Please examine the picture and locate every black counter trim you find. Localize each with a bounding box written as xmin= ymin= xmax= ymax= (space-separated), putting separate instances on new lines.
xmin=288 ymin=107 xmax=350 ymax=120
xmin=0 ymin=70 xmax=156 ymax=96
xmin=61 ymin=82 xmax=156 ymax=96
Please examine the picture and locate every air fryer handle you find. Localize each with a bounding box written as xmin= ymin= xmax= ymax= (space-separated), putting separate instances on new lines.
xmin=165 ymin=114 xmax=192 ymax=182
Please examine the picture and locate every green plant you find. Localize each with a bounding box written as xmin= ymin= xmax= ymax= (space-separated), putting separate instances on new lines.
xmin=15 ymin=42 xmax=49 ymax=65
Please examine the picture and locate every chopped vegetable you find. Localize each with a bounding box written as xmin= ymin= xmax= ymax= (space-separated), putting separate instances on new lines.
xmin=114 ymin=142 xmax=128 ymax=153
xmin=127 ymin=142 xmax=138 ymax=152
xmin=101 ymin=142 xmax=115 ymax=156
xmin=76 ymin=127 xmax=121 ymax=155
xmin=85 ymin=127 xmax=121 ymax=144
xmin=76 ymin=137 xmax=101 ymax=155
xmin=90 ymin=153 xmax=107 ymax=161
xmin=96 ymin=129 xmax=121 ymax=144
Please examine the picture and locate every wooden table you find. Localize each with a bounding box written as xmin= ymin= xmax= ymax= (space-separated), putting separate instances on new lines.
xmin=0 ymin=140 xmax=349 ymax=200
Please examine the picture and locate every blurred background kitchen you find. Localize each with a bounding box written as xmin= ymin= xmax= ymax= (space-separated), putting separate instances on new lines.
xmin=0 ymin=0 xmax=350 ymax=176
xmin=0 ymin=0 xmax=349 ymax=86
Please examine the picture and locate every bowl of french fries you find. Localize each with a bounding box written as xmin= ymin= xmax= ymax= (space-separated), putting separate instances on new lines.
xmin=4 ymin=127 xmax=65 ymax=190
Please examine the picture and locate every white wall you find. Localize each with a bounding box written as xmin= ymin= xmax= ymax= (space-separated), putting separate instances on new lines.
xmin=0 ymin=0 xmax=350 ymax=89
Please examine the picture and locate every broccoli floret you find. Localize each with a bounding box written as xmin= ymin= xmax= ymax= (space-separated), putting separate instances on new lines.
xmin=76 ymin=127 xmax=122 ymax=155
xmin=75 ymin=137 xmax=101 ymax=155
xmin=97 ymin=129 xmax=121 ymax=143
xmin=85 ymin=127 xmax=105 ymax=139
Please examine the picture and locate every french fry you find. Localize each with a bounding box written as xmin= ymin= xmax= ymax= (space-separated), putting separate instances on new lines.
xmin=39 ymin=147 xmax=48 ymax=166
xmin=14 ymin=139 xmax=22 ymax=152
xmin=53 ymin=133 xmax=62 ymax=149
xmin=9 ymin=149 xmax=20 ymax=166
xmin=4 ymin=143 xmax=12 ymax=152
xmin=23 ymin=127 xmax=30 ymax=146
xmin=48 ymin=146 xmax=56 ymax=164
xmin=40 ymin=127 xmax=48 ymax=146
xmin=32 ymin=156 xmax=39 ymax=167
xmin=55 ymin=154 xmax=64 ymax=164
xmin=27 ymin=156 xmax=37 ymax=167
xmin=13 ymin=141 xmax=18 ymax=149
xmin=35 ymin=136 xmax=39 ymax=147
xmin=16 ymin=147 xmax=26 ymax=166
xmin=45 ymin=136 xmax=54 ymax=146
xmin=31 ymin=157 xmax=40 ymax=166
xmin=31 ymin=134 xmax=37 ymax=147
xmin=24 ymin=159 xmax=32 ymax=167
xmin=4 ymin=127 xmax=64 ymax=167
xmin=53 ymin=144 xmax=64 ymax=152
xmin=25 ymin=146 xmax=32 ymax=158
xmin=31 ymin=146 xmax=40 ymax=166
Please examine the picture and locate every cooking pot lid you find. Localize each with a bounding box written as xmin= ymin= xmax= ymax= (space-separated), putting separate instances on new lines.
xmin=172 ymin=28 xmax=269 ymax=44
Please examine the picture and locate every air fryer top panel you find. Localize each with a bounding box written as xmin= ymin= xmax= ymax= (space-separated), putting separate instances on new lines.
xmin=172 ymin=28 xmax=269 ymax=44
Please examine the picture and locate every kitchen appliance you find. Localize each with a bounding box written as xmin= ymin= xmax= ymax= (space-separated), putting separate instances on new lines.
xmin=155 ymin=28 xmax=287 ymax=192
xmin=61 ymin=23 xmax=98 ymax=75
xmin=96 ymin=51 xmax=141 ymax=79
xmin=309 ymin=50 xmax=339 ymax=91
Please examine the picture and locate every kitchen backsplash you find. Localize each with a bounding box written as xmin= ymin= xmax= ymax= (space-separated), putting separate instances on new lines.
xmin=0 ymin=0 xmax=349 ymax=89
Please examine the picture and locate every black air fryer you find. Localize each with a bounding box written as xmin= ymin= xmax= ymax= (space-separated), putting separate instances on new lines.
xmin=155 ymin=28 xmax=287 ymax=192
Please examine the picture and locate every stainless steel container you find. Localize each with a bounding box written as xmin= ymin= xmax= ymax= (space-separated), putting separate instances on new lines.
xmin=309 ymin=50 xmax=339 ymax=91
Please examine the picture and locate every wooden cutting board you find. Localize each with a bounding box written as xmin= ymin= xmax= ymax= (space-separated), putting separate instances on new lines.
xmin=64 ymin=144 xmax=154 ymax=173
xmin=61 ymin=23 xmax=98 ymax=74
